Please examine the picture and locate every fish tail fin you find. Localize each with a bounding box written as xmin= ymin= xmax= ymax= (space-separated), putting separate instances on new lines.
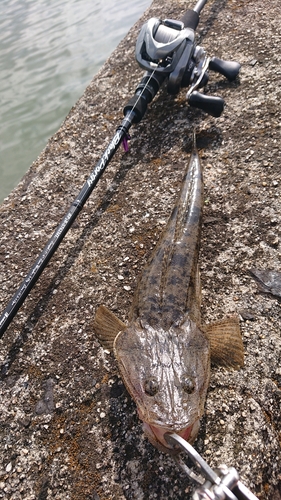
xmin=203 ymin=315 xmax=244 ymax=369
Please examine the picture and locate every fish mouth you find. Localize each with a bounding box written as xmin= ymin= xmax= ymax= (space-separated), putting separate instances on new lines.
xmin=142 ymin=420 xmax=199 ymax=454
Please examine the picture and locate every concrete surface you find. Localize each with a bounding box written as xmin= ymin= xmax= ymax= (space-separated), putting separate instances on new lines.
xmin=0 ymin=0 xmax=280 ymax=498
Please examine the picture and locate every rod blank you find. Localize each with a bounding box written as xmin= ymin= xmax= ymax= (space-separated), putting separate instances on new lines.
xmin=0 ymin=118 xmax=133 ymax=338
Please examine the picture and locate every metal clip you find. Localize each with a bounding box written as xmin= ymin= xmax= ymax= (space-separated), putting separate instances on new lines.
xmin=164 ymin=433 xmax=259 ymax=500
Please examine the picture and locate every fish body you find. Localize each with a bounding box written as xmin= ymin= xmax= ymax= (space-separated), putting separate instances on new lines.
xmin=114 ymin=145 xmax=209 ymax=452
xmin=94 ymin=141 xmax=243 ymax=453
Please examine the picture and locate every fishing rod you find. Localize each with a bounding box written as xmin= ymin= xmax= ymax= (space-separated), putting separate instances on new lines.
xmin=0 ymin=0 xmax=240 ymax=338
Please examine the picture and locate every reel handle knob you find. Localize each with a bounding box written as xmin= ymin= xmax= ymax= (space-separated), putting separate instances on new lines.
xmin=188 ymin=91 xmax=224 ymax=117
xmin=209 ymin=57 xmax=241 ymax=81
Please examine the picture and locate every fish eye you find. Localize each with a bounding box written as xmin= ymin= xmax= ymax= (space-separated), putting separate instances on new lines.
xmin=144 ymin=378 xmax=159 ymax=396
xmin=182 ymin=375 xmax=195 ymax=394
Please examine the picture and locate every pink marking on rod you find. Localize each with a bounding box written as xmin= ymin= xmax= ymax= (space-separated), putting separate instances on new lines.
xmin=122 ymin=133 xmax=131 ymax=152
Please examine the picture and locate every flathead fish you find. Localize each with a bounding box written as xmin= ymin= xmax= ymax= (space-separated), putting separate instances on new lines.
xmin=93 ymin=139 xmax=244 ymax=453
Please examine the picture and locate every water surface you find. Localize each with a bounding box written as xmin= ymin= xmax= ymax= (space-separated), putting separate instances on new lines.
xmin=0 ymin=0 xmax=151 ymax=202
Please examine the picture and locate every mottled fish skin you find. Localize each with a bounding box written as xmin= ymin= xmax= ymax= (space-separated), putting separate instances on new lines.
xmin=131 ymin=148 xmax=203 ymax=328
xmin=114 ymin=144 xmax=210 ymax=453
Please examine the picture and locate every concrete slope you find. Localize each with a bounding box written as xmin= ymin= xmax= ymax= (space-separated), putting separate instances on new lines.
xmin=0 ymin=1 xmax=280 ymax=498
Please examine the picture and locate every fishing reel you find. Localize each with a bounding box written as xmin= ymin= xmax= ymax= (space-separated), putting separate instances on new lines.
xmin=129 ymin=15 xmax=240 ymax=119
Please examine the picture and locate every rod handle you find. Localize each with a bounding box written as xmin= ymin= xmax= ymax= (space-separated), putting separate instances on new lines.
xmin=123 ymin=72 xmax=166 ymax=123
xmin=181 ymin=9 xmax=199 ymax=30
xmin=209 ymin=56 xmax=241 ymax=81
xmin=188 ymin=91 xmax=225 ymax=117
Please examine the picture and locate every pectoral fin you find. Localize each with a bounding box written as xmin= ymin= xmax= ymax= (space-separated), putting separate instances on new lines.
xmin=93 ymin=305 xmax=126 ymax=351
xmin=203 ymin=315 xmax=244 ymax=369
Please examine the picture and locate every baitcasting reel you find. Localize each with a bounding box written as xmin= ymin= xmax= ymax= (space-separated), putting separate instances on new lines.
xmin=130 ymin=14 xmax=240 ymax=118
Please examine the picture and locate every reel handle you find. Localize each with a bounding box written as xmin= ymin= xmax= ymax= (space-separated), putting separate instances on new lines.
xmin=209 ymin=56 xmax=241 ymax=81
xmin=188 ymin=91 xmax=225 ymax=117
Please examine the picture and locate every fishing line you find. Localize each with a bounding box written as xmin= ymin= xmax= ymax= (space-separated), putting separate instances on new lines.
xmin=126 ymin=68 xmax=157 ymax=121
xmin=120 ymin=67 xmax=159 ymax=151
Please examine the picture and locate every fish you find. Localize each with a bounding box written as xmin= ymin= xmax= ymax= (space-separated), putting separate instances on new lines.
xmin=93 ymin=138 xmax=244 ymax=454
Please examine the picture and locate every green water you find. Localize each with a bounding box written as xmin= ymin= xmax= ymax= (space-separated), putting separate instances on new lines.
xmin=0 ymin=0 xmax=151 ymax=203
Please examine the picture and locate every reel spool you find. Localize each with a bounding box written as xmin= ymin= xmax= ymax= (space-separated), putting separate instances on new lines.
xmin=136 ymin=17 xmax=197 ymax=95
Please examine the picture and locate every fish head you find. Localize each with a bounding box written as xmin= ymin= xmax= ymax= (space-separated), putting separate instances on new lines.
xmin=113 ymin=317 xmax=210 ymax=454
